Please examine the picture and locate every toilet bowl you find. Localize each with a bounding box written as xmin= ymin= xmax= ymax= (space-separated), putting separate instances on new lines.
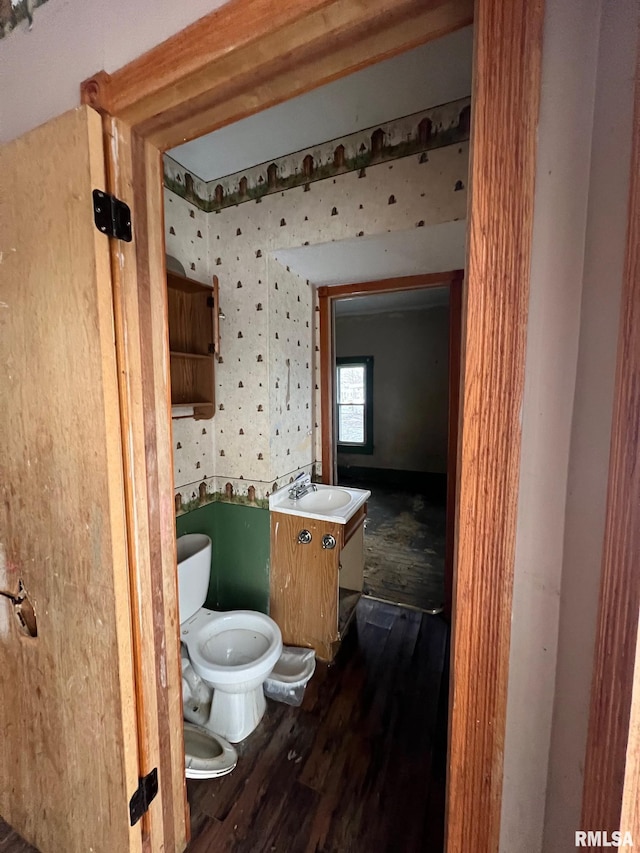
xmin=181 ymin=607 xmax=282 ymax=742
xmin=177 ymin=533 xmax=282 ymax=745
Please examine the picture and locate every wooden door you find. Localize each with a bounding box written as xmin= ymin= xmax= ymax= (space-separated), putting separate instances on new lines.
xmin=0 ymin=107 xmax=142 ymax=853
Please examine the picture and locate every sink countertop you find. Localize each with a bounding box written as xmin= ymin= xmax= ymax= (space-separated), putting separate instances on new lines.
xmin=268 ymin=483 xmax=371 ymax=524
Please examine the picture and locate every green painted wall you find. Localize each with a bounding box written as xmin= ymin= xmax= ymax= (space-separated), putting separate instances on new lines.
xmin=176 ymin=502 xmax=270 ymax=614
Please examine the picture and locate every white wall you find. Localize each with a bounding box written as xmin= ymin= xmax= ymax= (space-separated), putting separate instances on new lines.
xmin=543 ymin=0 xmax=637 ymax=848
xmin=336 ymin=307 xmax=450 ymax=473
xmin=273 ymin=221 xmax=467 ymax=287
xmin=500 ymin=1 xmax=638 ymax=851
xmin=0 ymin=0 xmax=228 ymax=143
xmin=169 ymin=27 xmax=473 ymax=180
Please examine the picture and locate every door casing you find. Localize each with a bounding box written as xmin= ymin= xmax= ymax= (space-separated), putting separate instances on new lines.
xmin=581 ymin=50 xmax=640 ymax=842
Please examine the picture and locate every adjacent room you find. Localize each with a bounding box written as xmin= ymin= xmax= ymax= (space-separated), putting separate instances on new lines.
xmin=334 ymin=286 xmax=452 ymax=613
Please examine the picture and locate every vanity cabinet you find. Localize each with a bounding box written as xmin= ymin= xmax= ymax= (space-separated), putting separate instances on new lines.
xmin=270 ymin=504 xmax=366 ymax=661
xmin=167 ymin=271 xmax=219 ymax=419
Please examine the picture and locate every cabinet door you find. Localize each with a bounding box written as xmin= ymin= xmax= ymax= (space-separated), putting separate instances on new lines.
xmin=270 ymin=513 xmax=340 ymax=661
xmin=0 ymin=108 xmax=142 ymax=853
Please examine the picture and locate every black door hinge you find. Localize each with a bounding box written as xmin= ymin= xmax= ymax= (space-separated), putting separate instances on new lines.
xmin=207 ymin=295 xmax=215 ymax=308
xmin=208 ymin=343 xmax=216 ymax=354
xmin=129 ymin=767 xmax=158 ymax=826
xmin=93 ymin=189 xmax=133 ymax=242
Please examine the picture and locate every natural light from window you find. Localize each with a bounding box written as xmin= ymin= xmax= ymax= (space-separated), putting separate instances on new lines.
xmin=337 ymin=364 xmax=366 ymax=444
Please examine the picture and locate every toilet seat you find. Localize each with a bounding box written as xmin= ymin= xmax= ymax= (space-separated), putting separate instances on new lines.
xmin=183 ymin=722 xmax=237 ymax=780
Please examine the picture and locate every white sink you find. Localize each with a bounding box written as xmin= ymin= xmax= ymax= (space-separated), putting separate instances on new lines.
xmin=269 ymin=482 xmax=370 ymax=524
xmin=296 ymin=488 xmax=352 ymax=512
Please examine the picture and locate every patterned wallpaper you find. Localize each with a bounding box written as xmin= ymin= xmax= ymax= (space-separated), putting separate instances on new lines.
xmin=164 ymin=98 xmax=470 ymax=213
xmin=164 ymin=192 xmax=210 ymax=284
xmin=0 ymin=0 xmax=49 ymax=39
xmin=165 ymin=142 xmax=469 ymax=512
xmin=268 ymin=257 xmax=314 ymax=484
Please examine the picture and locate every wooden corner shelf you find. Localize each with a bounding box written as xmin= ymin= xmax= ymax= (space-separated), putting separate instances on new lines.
xmin=167 ymin=272 xmax=219 ymax=420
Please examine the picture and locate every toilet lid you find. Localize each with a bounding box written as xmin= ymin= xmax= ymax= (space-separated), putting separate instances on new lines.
xmin=184 ymin=722 xmax=238 ymax=780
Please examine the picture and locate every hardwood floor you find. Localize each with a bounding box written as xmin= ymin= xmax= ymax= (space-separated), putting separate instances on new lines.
xmin=0 ymin=599 xmax=449 ymax=853
xmin=186 ymin=597 xmax=449 ymax=852
xmin=0 ymin=820 xmax=37 ymax=853
xmin=341 ymin=477 xmax=447 ymax=612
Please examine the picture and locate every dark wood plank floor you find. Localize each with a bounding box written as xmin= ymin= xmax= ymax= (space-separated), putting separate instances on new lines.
xmin=0 ymin=820 xmax=37 ymax=853
xmin=186 ymin=598 xmax=449 ymax=853
xmin=0 ymin=599 xmax=449 ymax=853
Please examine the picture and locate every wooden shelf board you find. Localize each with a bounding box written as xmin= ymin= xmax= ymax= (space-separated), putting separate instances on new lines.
xmin=171 ymin=403 xmax=214 ymax=421
xmin=167 ymin=270 xmax=213 ymax=294
xmin=170 ymin=350 xmax=211 ymax=360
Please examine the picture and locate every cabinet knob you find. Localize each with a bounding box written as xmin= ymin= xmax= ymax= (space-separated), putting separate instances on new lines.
xmin=297 ymin=529 xmax=312 ymax=545
xmin=322 ymin=534 xmax=336 ymax=550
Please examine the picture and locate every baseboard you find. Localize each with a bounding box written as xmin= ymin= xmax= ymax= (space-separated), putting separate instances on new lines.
xmin=337 ymin=465 xmax=447 ymax=501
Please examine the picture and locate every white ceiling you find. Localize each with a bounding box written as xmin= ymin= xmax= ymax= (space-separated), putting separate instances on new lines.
xmin=168 ymin=26 xmax=473 ymax=182
xmin=335 ymin=286 xmax=450 ymax=317
xmin=271 ymin=220 xmax=467 ymax=287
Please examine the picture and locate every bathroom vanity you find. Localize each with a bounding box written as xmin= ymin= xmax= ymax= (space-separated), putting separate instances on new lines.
xmin=269 ymin=484 xmax=370 ymax=661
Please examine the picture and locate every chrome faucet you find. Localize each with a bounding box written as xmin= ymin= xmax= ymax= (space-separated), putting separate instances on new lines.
xmin=288 ymin=474 xmax=317 ymax=500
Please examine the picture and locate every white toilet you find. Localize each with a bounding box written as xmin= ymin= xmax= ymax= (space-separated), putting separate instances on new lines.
xmin=177 ymin=533 xmax=283 ymax=745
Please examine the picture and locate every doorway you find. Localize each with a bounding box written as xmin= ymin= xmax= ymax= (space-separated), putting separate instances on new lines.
xmin=78 ymin=1 xmax=545 ymax=850
xmin=160 ymin=34 xmax=467 ymax=845
xmin=335 ymin=287 xmax=449 ymax=612
xmin=320 ymin=271 xmax=462 ymax=616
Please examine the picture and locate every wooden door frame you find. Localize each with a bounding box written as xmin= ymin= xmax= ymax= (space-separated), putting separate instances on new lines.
xmin=80 ymin=1 xmax=545 ymax=850
xmin=581 ymin=51 xmax=640 ymax=842
xmin=318 ymin=270 xmax=462 ymax=616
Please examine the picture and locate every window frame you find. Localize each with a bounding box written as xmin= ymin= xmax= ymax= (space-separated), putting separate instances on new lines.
xmin=336 ymin=355 xmax=374 ymax=454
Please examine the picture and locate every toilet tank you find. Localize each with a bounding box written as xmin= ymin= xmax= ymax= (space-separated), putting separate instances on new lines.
xmin=176 ymin=534 xmax=212 ymax=623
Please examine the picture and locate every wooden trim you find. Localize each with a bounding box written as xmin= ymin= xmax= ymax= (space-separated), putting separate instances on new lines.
xmin=82 ymin=0 xmax=473 ymax=150
xmin=317 ymin=270 xmax=462 ymax=300
xmin=343 ymin=504 xmax=367 ymax=548
xmin=447 ymin=2 xmax=544 ymax=850
xmin=101 ymin=117 xmax=156 ymax=848
xmin=84 ymin=0 xmax=544 ymax=849
xmin=444 ymin=272 xmax=463 ymax=619
xmin=212 ymin=274 xmax=220 ymax=357
xmin=101 ymin=116 xmax=189 ymax=851
xmin=622 ymin=633 xmax=640 ymax=840
xmin=622 ymin=621 xmax=640 ymax=842
xmin=582 ymin=52 xmax=640 ymax=841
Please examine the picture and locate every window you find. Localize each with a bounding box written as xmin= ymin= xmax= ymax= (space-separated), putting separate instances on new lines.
xmin=336 ymin=356 xmax=373 ymax=454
